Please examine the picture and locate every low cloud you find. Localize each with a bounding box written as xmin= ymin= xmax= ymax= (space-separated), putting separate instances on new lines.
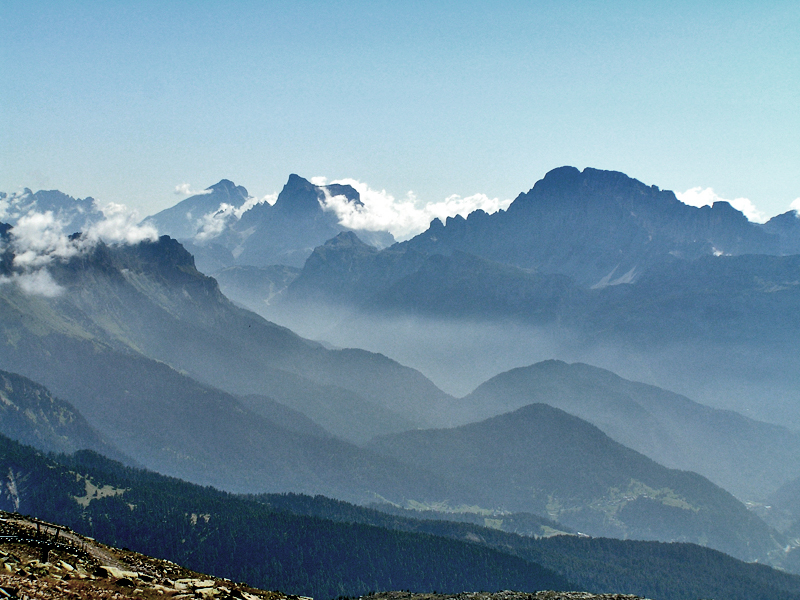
xmin=194 ymin=203 xmax=237 ymax=243
xmin=84 ymin=202 xmax=159 ymax=245
xmin=0 ymin=190 xmax=35 ymax=224
xmin=676 ymin=187 xmax=768 ymax=224
xmin=3 ymin=202 xmax=158 ymax=297
xmin=790 ymin=198 xmax=800 ymax=214
xmin=322 ymin=179 xmax=512 ymax=241
xmin=193 ymin=193 xmax=278 ymax=243
xmin=14 ymin=270 xmax=64 ymax=298
xmin=175 ymin=183 xmax=212 ymax=196
xmin=235 ymin=193 xmax=278 ymax=217
xmin=11 ymin=211 xmax=80 ymax=269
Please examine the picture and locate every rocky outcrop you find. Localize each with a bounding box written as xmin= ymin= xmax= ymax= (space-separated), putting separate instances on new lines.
xmin=0 ymin=511 xmax=294 ymax=599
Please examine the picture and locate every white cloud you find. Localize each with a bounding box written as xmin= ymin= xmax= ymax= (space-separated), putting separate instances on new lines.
xmin=14 ymin=270 xmax=63 ymax=298
xmin=790 ymin=198 xmax=800 ymax=214
xmin=322 ymin=178 xmax=513 ymax=241
xmin=0 ymin=189 xmax=35 ymax=224
xmin=174 ymin=183 xmax=212 ymax=196
xmin=83 ymin=202 xmax=159 ymax=245
xmin=11 ymin=211 xmax=80 ymax=269
xmin=234 ymin=193 xmax=277 ymax=217
xmin=4 ymin=210 xmax=74 ymax=297
xmin=426 ymin=192 xmax=512 ymax=224
xmin=3 ymin=201 xmax=158 ymax=297
xmin=676 ymin=187 xmax=768 ymax=224
xmin=192 ymin=193 xmax=278 ymax=243
xmin=194 ymin=203 xmax=237 ymax=243
xmin=309 ymin=176 xmax=328 ymax=186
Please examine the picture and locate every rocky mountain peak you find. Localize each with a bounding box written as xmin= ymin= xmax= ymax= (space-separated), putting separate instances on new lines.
xmin=513 ymin=166 xmax=674 ymax=212
xmin=272 ymin=174 xmax=324 ymax=215
xmin=324 ymin=230 xmax=373 ymax=250
xmin=274 ymin=175 xmax=361 ymax=214
xmin=206 ymin=178 xmax=249 ymax=200
xmin=326 ymin=182 xmax=362 ymax=205
xmin=762 ymin=209 xmax=800 ymax=253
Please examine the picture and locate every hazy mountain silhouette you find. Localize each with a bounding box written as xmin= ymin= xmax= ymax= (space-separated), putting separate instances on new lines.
xmin=458 ymin=360 xmax=800 ymax=500
xmin=145 ymin=175 xmax=394 ymax=273
xmin=0 ymin=234 xmax=451 ymax=439
xmin=249 ymin=169 xmax=800 ymax=428
xmin=0 ymin=369 xmax=129 ymax=462
xmin=0 ymin=226 xmax=469 ymax=500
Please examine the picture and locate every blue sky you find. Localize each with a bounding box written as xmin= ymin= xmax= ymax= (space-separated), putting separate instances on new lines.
xmin=2 ymin=1 xmax=798 ymax=220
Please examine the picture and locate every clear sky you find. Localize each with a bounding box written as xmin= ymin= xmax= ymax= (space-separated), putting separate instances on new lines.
xmin=2 ymin=1 xmax=798 ymax=220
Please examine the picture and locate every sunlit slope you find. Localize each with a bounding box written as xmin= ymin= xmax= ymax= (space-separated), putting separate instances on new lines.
xmin=0 ymin=234 xmax=453 ymax=442
xmin=368 ymin=403 xmax=782 ymax=563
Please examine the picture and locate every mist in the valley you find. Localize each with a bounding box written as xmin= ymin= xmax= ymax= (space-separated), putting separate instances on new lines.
xmin=322 ymin=314 xmax=570 ymax=398
xmin=245 ymin=298 xmax=800 ymax=431
xmin=247 ymin=300 xmax=563 ymax=397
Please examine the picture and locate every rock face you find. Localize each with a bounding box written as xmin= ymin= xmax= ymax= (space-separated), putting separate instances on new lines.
xmin=404 ymin=166 xmax=781 ymax=286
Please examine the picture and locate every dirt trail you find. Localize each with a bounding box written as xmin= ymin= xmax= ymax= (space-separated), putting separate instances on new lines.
xmin=8 ymin=517 xmax=130 ymax=572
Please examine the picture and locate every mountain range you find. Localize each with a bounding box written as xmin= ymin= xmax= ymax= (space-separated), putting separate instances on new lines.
xmin=0 ymin=188 xmax=102 ymax=233
xmin=2 ymin=165 xmax=800 ymax=596
xmin=145 ymin=175 xmax=394 ymax=272
xmin=0 ymin=227 xmax=790 ymax=564
xmin=451 ymin=360 xmax=800 ymax=501
xmin=402 ymin=166 xmax=796 ymax=285
xmin=0 ymin=232 xmax=462 ymax=500
xmin=216 ymin=167 xmax=800 ymax=430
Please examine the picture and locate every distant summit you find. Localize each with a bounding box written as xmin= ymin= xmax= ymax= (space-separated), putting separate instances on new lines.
xmin=144 ymin=179 xmax=250 ymax=240
xmin=406 ymin=166 xmax=782 ymax=286
xmin=763 ymin=209 xmax=800 ymax=254
xmin=147 ymin=174 xmax=394 ymax=273
xmin=0 ymin=188 xmax=101 ymax=234
xmin=270 ymin=173 xmax=362 ymax=215
xmin=282 ymin=166 xmax=796 ymax=313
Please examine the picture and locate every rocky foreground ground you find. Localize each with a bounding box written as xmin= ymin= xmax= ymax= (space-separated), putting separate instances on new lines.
xmin=0 ymin=511 xmax=648 ymax=600
xmin=0 ymin=511 xmax=297 ymax=599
